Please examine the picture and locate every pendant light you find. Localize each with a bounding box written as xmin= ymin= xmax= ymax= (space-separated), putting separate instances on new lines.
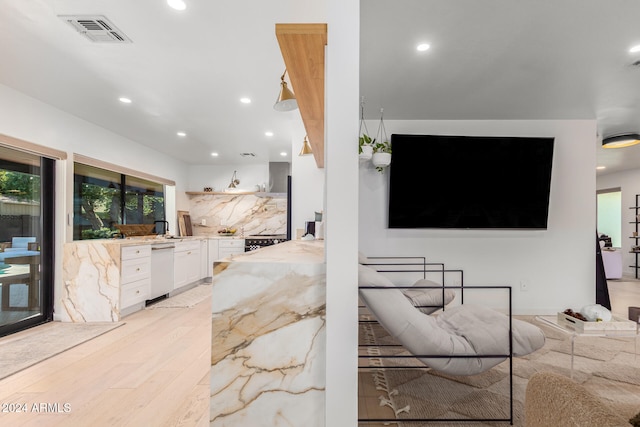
xmin=273 ymin=69 xmax=298 ymax=112
xmin=299 ymin=135 xmax=313 ymax=156
xmin=602 ymin=133 xmax=640 ymax=149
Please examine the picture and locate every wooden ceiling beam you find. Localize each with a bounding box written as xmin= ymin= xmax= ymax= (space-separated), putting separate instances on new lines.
xmin=276 ymin=23 xmax=327 ymax=168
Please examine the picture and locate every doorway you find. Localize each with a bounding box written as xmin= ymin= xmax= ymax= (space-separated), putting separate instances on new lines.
xmin=0 ymin=146 xmax=54 ymax=336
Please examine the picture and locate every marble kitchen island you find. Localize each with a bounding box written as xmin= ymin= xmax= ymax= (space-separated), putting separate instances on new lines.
xmin=210 ymin=239 xmax=326 ymax=426
xmin=61 ymin=235 xmax=243 ymax=322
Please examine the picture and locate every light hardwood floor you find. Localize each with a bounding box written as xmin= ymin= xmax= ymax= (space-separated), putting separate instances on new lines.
xmin=0 ymin=291 xmax=212 ymax=427
xmin=608 ymin=277 xmax=640 ymax=319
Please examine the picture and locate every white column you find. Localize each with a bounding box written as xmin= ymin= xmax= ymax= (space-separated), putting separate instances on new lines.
xmin=325 ymin=0 xmax=359 ymax=425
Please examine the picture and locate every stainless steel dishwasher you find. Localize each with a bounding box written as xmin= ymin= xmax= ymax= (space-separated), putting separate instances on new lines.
xmin=149 ymin=243 xmax=175 ymax=300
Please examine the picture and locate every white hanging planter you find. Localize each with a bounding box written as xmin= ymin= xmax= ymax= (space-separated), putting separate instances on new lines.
xmin=359 ymin=145 xmax=373 ymax=160
xmin=371 ymin=108 xmax=392 ymax=172
xmin=372 ymin=152 xmax=391 ymax=168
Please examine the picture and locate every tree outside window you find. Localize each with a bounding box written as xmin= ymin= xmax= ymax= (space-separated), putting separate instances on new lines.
xmin=73 ymin=163 xmax=165 ymax=240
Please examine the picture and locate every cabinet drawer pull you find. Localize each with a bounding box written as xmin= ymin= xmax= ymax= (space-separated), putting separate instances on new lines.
xmin=136 ymin=268 xmax=140 ymax=272
xmin=136 ymin=290 xmax=140 ymax=294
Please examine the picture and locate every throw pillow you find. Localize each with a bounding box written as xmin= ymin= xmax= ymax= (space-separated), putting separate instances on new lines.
xmin=403 ymin=279 xmax=455 ymax=314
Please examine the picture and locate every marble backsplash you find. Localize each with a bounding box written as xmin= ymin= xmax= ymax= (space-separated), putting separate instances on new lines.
xmin=187 ymin=193 xmax=286 ymax=236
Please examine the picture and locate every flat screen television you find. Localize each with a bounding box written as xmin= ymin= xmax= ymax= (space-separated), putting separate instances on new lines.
xmin=388 ymin=134 xmax=555 ymax=229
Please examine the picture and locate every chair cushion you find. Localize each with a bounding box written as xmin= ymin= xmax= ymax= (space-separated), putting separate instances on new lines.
xmin=11 ymin=237 xmax=36 ymax=249
xmin=358 ymin=251 xmax=370 ymax=265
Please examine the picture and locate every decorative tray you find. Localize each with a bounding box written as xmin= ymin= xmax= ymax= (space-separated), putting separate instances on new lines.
xmin=556 ymin=312 xmax=637 ymax=334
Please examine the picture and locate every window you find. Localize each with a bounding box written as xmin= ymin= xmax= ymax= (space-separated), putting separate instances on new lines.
xmin=73 ymin=163 xmax=165 ymax=239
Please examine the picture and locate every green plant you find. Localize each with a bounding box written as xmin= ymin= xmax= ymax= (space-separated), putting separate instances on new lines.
xmin=358 ymin=134 xmax=375 ymax=154
xmin=81 ymin=227 xmax=118 ymax=240
xmin=373 ymin=140 xmax=392 ymax=154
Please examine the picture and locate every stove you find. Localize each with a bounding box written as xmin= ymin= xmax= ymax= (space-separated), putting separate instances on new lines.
xmin=244 ymin=234 xmax=288 ymax=252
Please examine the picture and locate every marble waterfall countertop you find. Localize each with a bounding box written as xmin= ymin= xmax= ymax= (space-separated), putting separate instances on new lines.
xmin=210 ymin=239 xmax=326 ymax=426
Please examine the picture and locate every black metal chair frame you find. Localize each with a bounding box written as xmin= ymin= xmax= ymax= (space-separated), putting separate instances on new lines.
xmin=358 ymin=257 xmax=514 ymax=425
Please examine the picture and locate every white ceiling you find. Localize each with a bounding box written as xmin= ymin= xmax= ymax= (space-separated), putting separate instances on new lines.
xmin=1 ymin=0 xmax=640 ymax=174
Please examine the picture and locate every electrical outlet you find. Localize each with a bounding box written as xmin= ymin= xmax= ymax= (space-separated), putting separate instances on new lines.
xmin=520 ymin=280 xmax=529 ymax=292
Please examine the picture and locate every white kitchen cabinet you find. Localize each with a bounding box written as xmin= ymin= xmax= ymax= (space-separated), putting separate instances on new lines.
xmin=173 ymin=240 xmax=201 ymax=290
xmin=120 ymin=245 xmax=151 ymax=311
xmin=218 ymin=238 xmax=245 ymax=259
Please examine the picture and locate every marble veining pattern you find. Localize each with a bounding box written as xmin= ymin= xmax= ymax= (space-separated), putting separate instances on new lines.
xmin=210 ymin=240 xmax=326 ymax=426
xmin=61 ymin=241 xmax=122 ymax=322
xmin=187 ymin=194 xmax=286 ymax=236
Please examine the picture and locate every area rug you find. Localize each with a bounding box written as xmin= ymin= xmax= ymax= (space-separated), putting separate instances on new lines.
xmin=359 ymin=316 xmax=640 ymax=426
xmin=0 ymin=321 xmax=124 ymax=380
xmin=146 ymin=284 xmax=211 ymax=309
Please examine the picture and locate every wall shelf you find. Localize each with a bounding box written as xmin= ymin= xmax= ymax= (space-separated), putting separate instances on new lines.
xmin=185 ymin=191 xmax=286 ymax=198
xmin=186 ymin=191 xmax=257 ymax=196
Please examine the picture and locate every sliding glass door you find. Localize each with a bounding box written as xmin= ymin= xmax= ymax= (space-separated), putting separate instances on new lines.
xmin=0 ymin=146 xmax=54 ymax=336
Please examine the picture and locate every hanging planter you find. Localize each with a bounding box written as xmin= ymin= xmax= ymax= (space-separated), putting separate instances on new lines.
xmin=372 ymin=151 xmax=391 ymax=169
xmin=372 ymin=108 xmax=391 ymax=172
xmin=359 ymin=137 xmax=374 ymax=160
xmin=358 ymin=97 xmax=375 ymax=161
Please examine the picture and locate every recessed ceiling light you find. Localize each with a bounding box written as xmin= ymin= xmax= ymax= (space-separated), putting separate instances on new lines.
xmin=630 ymin=45 xmax=640 ymax=53
xmin=177 ymin=131 xmax=186 ymax=137
xmin=119 ymin=97 xmax=132 ymax=104
xmin=280 ymin=152 xmax=287 ymax=157
xmin=167 ymin=0 xmax=186 ymax=11
xmin=240 ymin=98 xmax=251 ymax=104
xmin=265 ymin=131 xmax=274 ymax=137
xmin=596 ymin=166 xmax=606 ymax=170
xmin=211 ymin=152 xmax=219 ymax=157
xmin=416 ymin=43 xmax=430 ymax=52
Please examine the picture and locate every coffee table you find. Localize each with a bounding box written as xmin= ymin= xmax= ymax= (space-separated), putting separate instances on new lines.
xmin=535 ymin=315 xmax=638 ymax=378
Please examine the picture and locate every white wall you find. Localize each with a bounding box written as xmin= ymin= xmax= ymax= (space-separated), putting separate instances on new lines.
xmin=359 ymin=120 xmax=597 ymax=315
xmin=0 ymin=83 xmax=190 ymax=320
xmin=598 ymin=168 xmax=640 ymax=277
xmin=290 ymin=121 xmax=325 ymax=236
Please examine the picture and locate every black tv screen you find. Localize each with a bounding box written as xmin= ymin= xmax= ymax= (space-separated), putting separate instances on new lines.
xmin=388 ymin=134 xmax=555 ymax=229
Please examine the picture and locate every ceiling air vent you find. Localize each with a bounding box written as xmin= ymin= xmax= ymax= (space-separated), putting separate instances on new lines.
xmin=240 ymin=153 xmax=256 ymax=157
xmin=58 ymin=15 xmax=132 ymax=43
